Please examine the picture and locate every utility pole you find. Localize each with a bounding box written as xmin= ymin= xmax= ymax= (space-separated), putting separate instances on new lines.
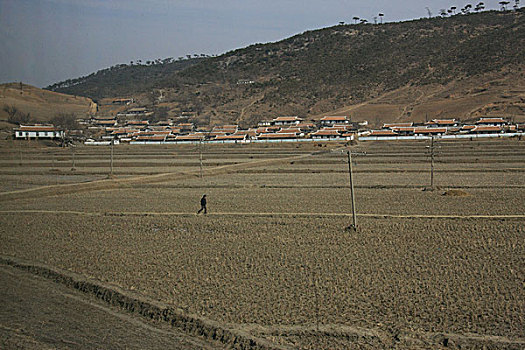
xmin=71 ymin=145 xmax=76 ymax=171
xmin=199 ymin=139 xmax=203 ymax=179
xmin=18 ymin=141 xmax=22 ymax=166
xmin=347 ymin=150 xmax=357 ymax=231
xmin=110 ymin=139 xmax=114 ymax=176
xmin=426 ymin=136 xmax=440 ymax=190
xmin=430 ymin=137 xmax=435 ymax=190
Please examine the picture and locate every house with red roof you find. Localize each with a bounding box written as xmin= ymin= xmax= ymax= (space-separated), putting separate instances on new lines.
xmin=471 ymin=125 xmax=503 ymax=134
xmin=476 ymin=117 xmax=506 ymax=126
xmin=14 ymin=125 xmax=64 ymax=139
xmin=413 ymin=127 xmax=447 ymax=135
xmin=425 ymin=119 xmax=459 ymax=127
xmin=272 ymin=116 xmax=303 ymax=126
xmin=320 ymin=116 xmax=349 ymax=126
xmin=310 ymin=129 xmax=343 ymax=139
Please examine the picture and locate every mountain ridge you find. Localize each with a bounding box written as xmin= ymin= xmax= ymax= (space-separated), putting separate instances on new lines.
xmin=45 ymin=9 xmax=525 ymax=126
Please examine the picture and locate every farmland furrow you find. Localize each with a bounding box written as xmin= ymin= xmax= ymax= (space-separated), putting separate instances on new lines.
xmin=0 ymin=152 xmax=314 ymax=202
xmin=2 ymin=210 xmax=524 ymax=220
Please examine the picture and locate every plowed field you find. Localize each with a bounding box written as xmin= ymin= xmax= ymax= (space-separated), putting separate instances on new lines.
xmin=1 ymin=138 xmax=524 ymax=349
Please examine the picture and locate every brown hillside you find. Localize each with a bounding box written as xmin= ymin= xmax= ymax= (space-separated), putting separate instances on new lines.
xmin=310 ymin=68 xmax=525 ymax=127
xmin=0 ymin=83 xmax=96 ymax=125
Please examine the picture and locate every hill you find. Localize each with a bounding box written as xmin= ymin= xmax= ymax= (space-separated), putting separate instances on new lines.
xmin=47 ymin=10 xmax=525 ymax=127
xmin=0 ymin=83 xmax=96 ymax=129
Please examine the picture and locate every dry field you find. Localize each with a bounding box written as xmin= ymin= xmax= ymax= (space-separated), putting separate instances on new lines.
xmin=1 ymin=138 xmax=524 ymax=349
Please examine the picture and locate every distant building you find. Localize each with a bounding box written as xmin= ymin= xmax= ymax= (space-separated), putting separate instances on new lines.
xmin=117 ymin=107 xmax=153 ymax=118
xmin=14 ymin=125 xmax=64 ymax=139
xmin=272 ymin=116 xmax=303 ymax=126
xmin=310 ymin=129 xmax=342 ymax=139
xmin=426 ymin=119 xmax=459 ymax=127
xmin=92 ymin=117 xmax=118 ymax=127
xmin=111 ymin=98 xmax=134 ymax=105
xmin=383 ymin=122 xmax=413 ymax=129
xmin=476 ymin=117 xmax=506 ymax=126
xmin=320 ymin=116 xmax=349 ymax=126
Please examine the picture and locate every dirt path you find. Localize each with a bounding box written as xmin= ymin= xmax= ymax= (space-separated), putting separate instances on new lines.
xmin=0 ymin=264 xmax=221 ymax=350
xmin=0 ymin=152 xmax=314 ymax=202
xmin=2 ymin=210 xmax=524 ymax=220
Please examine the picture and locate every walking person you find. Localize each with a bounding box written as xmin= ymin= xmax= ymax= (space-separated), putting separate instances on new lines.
xmin=197 ymin=194 xmax=207 ymax=214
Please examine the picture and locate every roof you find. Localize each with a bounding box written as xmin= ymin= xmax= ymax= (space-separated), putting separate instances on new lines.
xmin=427 ymin=119 xmax=457 ymax=125
xmin=126 ymin=120 xmax=149 ymax=125
xmin=391 ymin=126 xmax=416 ymax=132
xmin=369 ymin=130 xmax=398 ymax=136
xmin=312 ymin=130 xmax=342 ymax=136
xmin=93 ymin=116 xmax=117 ymax=121
xmin=413 ymin=127 xmax=447 ymax=134
xmin=321 ymin=116 xmax=348 ymax=121
xmin=321 ymin=126 xmax=350 ymax=131
xmin=136 ymin=131 xmax=171 ymax=136
xmin=257 ymin=133 xmax=298 ymax=139
xmin=94 ymin=120 xmax=117 ymax=125
xmin=136 ymin=135 xmax=166 ymax=141
xmin=111 ymin=128 xmax=134 ymax=134
xmin=18 ymin=125 xmax=58 ymax=132
xmin=461 ymin=125 xmax=476 ymax=130
xmin=476 ymin=118 xmax=506 ymax=124
xmin=277 ymin=128 xmax=301 ymax=133
xmin=472 ymin=126 xmax=503 ymax=132
xmin=174 ymin=134 xmax=204 ymax=141
xmin=383 ymin=123 xmax=413 ymax=128
xmin=214 ymin=134 xmax=246 ymax=140
xmin=273 ymin=116 xmax=303 ymax=122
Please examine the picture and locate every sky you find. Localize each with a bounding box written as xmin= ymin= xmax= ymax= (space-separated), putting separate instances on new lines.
xmin=0 ymin=0 xmax=515 ymax=88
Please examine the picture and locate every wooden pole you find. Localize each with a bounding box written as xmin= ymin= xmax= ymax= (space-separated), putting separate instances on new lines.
xmin=199 ymin=141 xmax=203 ymax=179
xmin=110 ymin=140 xmax=114 ymax=176
xmin=347 ymin=150 xmax=357 ymax=231
xmin=18 ymin=141 xmax=22 ymax=166
xmin=71 ymin=145 xmax=76 ymax=170
xmin=430 ymin=136 xmax=435 ymax=190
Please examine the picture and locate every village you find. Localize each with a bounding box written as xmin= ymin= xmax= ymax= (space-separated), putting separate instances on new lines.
xmin=12 ymin=104 xmax=525 ymax=144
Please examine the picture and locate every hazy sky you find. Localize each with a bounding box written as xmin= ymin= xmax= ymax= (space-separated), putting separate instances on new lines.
xmin=0 ymin=0 xmax=513 ymax=87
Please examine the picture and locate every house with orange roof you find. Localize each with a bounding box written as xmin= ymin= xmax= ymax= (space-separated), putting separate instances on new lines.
xmin=257 ymin=133 xmax=298 ymax=140
xmin=413 ymin=127 xmax=447 ymax=135
xmin=475 ymin=117 xmax=506 ymax=126
xmin=383 ymin=122 xmax=413 ymax=129
xmin=471 ymin=125 xmax=503 ymax=134
xmin=310 ymin=129 xmax=343 ymax=139
xmin=14 ymin=125 xmax=64 ymax=139
xmin=425 ymin=119 xmax=459 ymax=127
xmin=320 ymin=116 xmax=349 ymax=126
xmin=368 ymin=130 xmax=399 ymax=137
xmin=93 ymin=118 xmax=118 ymax=127
xmin=117 ymin=107 xmax=152 ymax=117
xmin=171 ymin=133 xmax=205 ymax=142
xmin=272 ymin=116 xmax=303 ymax=126
xmin=213 ymin=134 xmax=247 ymax=142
